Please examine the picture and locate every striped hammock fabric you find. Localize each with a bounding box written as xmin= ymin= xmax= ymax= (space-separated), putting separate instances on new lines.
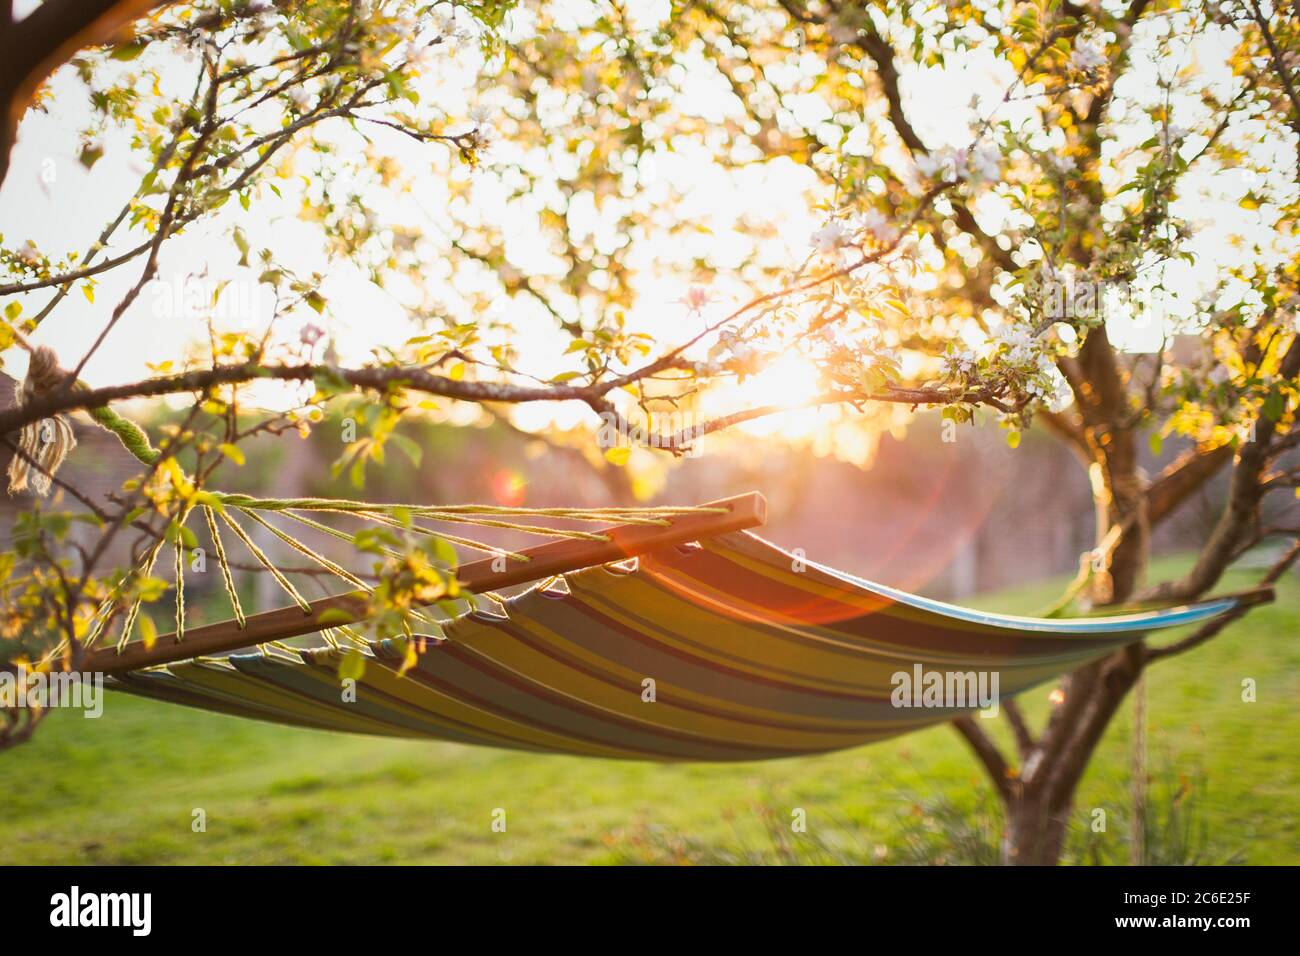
xmin=110 ymin=531 xmax=1245 ymax=762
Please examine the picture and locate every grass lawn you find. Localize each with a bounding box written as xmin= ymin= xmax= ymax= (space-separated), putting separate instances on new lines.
xmin=2 ymin=554 xmax=1296 ymax=865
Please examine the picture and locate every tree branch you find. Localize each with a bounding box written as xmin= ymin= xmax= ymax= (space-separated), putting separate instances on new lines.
xmin=1002 ymin=699 xmax=1036 ymax=760
xmin=1138 ymin=336 xmax=1300 ymax=603
xmin=952 ymin=715 xmax=1014 ymax=802
xmin=1145 ymin=542 xmax=1297 ymax=664
xmin=1 ymin=0 xmax=168 ymax=186
xmin=0 ymin=359 xmax=1017 ymax=451
xmin=1145 ymin=444 xmax=1235 ymax=525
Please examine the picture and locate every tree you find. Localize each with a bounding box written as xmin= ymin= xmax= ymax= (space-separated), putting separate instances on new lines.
xmin=1 ymin=0 xmax=1296 ymax=864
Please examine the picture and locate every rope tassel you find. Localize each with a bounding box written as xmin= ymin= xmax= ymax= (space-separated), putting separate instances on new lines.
xmin=6 ymin=347 xmax=76 ymax=496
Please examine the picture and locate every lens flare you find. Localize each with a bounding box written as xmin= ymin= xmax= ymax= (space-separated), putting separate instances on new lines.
xmin=490 ymin=468 xmax=527 ymax=507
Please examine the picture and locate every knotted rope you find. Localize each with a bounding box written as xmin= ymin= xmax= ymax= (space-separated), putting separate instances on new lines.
xmin=5 ymin=346 xmax=76 ymax=496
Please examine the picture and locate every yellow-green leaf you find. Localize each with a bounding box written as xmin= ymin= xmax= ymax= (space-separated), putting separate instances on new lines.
xmin=218 ymin=443 xmax=246 ymax=465
xmin=338 ymin=648 xmax=366 ymax=682
xmin=138 ymin=611 xmax=158 ymax=650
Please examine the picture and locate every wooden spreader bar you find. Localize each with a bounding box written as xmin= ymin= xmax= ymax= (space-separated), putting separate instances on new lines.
xmin=82 ymin=492 xmax=767 ymax=676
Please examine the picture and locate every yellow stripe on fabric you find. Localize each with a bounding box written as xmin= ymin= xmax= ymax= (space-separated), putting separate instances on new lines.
xmin=165 ymin=659 xmax=417 ymax=737
xmin=269 ymin=652 xmax=573 ymax=750
xmin=291 ymin=656 xmax=562 ymax=751
xmin=312 ymin=649 xmax=657 ymax=760
xmin=567 ymin=571 xmax=922 ymax=696
xmin=451 ymin=592 xmax=924 ymax=736
xmin=600 ymin=575 xmax=1112 ymax=698
xmin=443 ymin=614 xmax=903 ymax=751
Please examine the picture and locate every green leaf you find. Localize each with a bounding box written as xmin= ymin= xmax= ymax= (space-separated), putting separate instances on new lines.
xmin=312 ymin=367 xmax=348 ymax=396
xmin=233 ymin=227 xmax=250 ymax=267
xmin=389 ymin=433 xmax=423 ymax=467
xmin=1262 ymin=389 xmax=1284 ymax=422
xmin=349 ymin=453 xmax=367 ymax=489
xmin=338 ymin=649 xmax=366 ymax=682
xmin=78 ymin=143 xmax=105 ymax=169
xmin=111 ymin=40 xmax=147 ymax=61
xmin=164 ymin=520 xmax=197 ymax=549
xmin=192 ymin=492 xmax=224 ymax=512
xmin=431 ymin=535 xmax=459 ymax=570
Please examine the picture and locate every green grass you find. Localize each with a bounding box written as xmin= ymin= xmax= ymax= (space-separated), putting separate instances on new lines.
xmin=2 ymin=555 xmax=1296 ymax=865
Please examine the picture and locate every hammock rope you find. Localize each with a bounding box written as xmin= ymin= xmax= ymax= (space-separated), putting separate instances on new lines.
xmin=351 ymin=510 xmax=528 ymax=561
xmin=215 ymin=508 xmax=313 ymax=613
xmin=203 ymin=505 xmax=245 ymax=629
xmin=115 ymin=538 xmax=166 ymax=653
xmin=68 ymin=493 xmax=749 ymax=675
xmin=237 ymin=508 xmax=371 ymax=592
xmin=173 ymin=525 xmax=186 ymax=644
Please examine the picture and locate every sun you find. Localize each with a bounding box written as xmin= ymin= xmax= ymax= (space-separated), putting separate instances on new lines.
xmin=710 ymin=352 xmax=827 ymax=441
xmin=724 ymin=353 xmax=823 ymax=411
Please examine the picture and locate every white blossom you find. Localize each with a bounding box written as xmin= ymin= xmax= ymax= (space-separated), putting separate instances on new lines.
xmin=854 ymin=209 xmax=898 ymax=244
xmin=405 ymin=41 xmax=439 ymax=70
xmin=1159 ymin=124 xmax=1190 ymax=149
xmin=1049 ymin=153 xmax=1076 ymax=174
xmin=913 ymin=144 xmax=1001 ymax=185
xmin=962 ymin=144 xmax=1002 ymax=184
xmin=287 ymin=86 xmax=313 ymax=112
xmin=466 ymin=126 xmax=494 ymax=153
xmin=997 ymin=323 xmax=1041 ymax=366
xmin=810 ymin=220 xmax=851 ymax=253
xmin=914 ymin=152 xmax=949 ymax=180
xmin=1069 ymin=43 xmax=1107 ymax=72
xmin=1208 ymin=364 xmax=1232 ymax=385
xmin=945 ymin=347 xmax=978 ymax=374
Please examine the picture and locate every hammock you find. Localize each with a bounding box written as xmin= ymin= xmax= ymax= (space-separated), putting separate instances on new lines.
xmin=99 ymin=494 xmax=1260 ymax=762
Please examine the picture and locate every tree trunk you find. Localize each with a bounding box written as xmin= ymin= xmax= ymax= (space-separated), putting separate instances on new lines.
xmin=1002 ymin=784 xmax=1070 ymax=865
xmin=998 ymin=653 xmax=1142 ymax=864
xmin=995 ymin=409 xmax=1149 ymax=864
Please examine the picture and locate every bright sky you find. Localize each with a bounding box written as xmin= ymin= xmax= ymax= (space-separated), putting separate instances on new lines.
xmin=1 ymin=2 xmax=1294 ymax=458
